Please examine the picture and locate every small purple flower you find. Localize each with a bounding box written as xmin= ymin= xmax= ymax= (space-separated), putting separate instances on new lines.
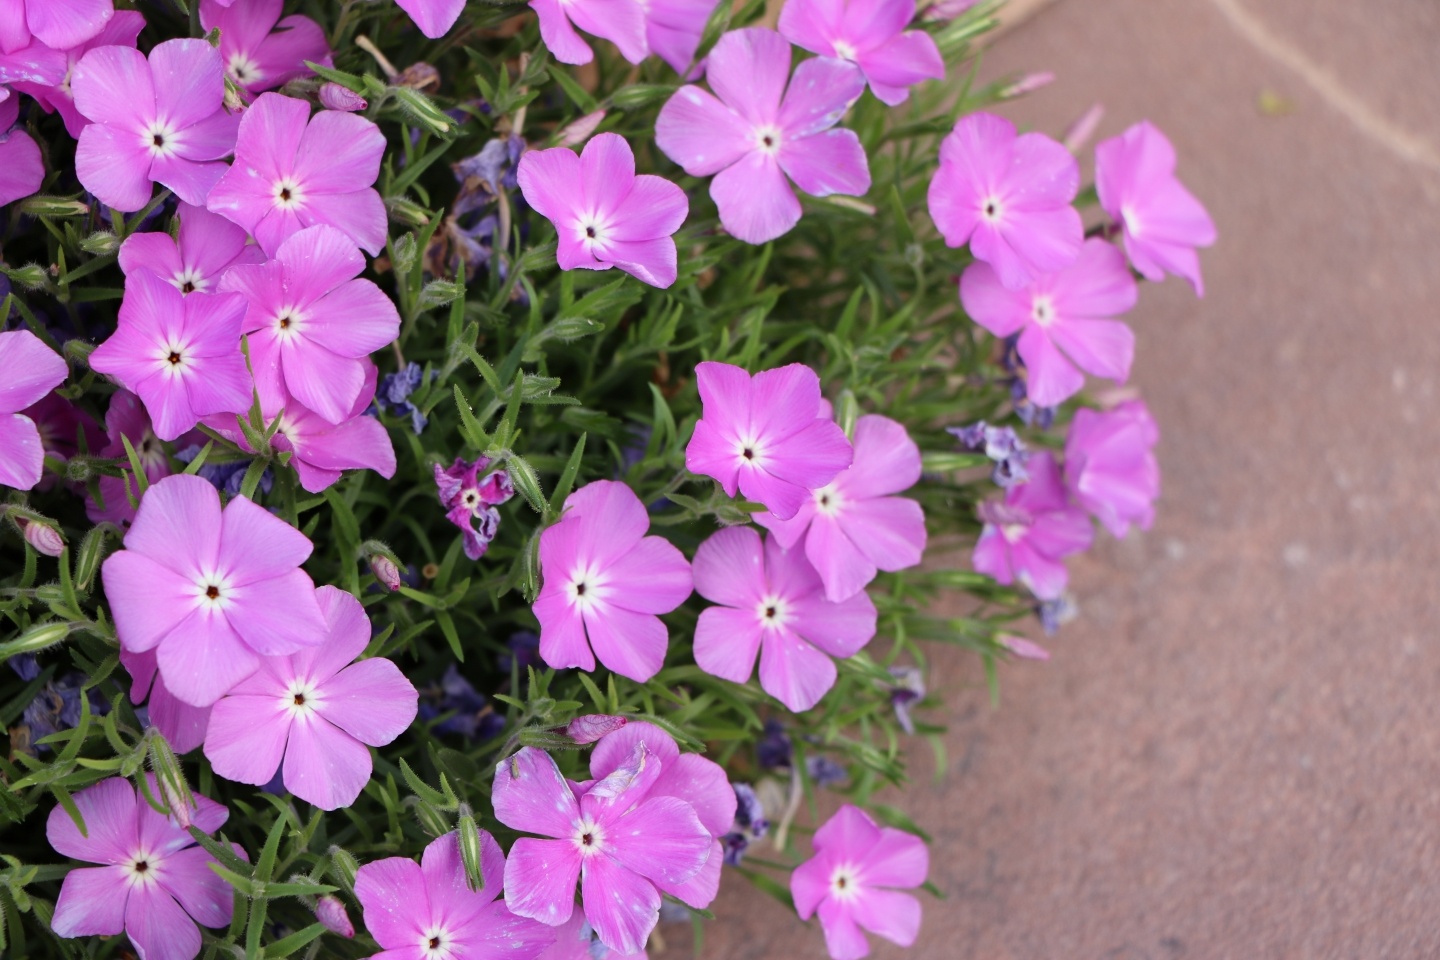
xmin=805 ymin=755 xmax=848 ymax=787
xmin=174 ymin=443 xmax=274 ymax=499
xmin=757 ymin=719 xmax=792 ymax=769
xmin=373 ymin=362 xmax=432 ymax=434
xmin=778 ymin=0 xmax=945 ymax=105
xmin=11 ymin=658 xmax=107 ymax=754
xmin=887 ymin=665 xmax=925 ymax=734
xmin=200 ymin=0 xmax=332 ymax=95
xmin=721 ymin=782 xmax=769 ymax=866
xmin=502 ymin=630 xmax=544 ymax=673
xmin=948 ymin=420 xmax=1030 ymax=488
xmin=434 ymin=456 xmax=516 ymax=560
xmin=418 ymin=663 xmax=507 ymax=740
xmin=454 ymin=135 xmax=525 ymax=213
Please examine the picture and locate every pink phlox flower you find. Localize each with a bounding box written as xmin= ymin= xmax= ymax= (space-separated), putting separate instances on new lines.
xmin=790 ymin=804 xmax=928 ymax=960
xmin=17 ymin=392 xmax=102 ymax=494
xmin=494 ymin=744 xmax=713 ymax=955
xmin=100 ymin=473 xmax=329 ymax=707
xmin=87 ymin=390 xmax=173 ymax=526
xmin=204 ymin=586 xmax=418 ymax=809
xmin=692 ymin=526 xmax=876 ymax=712
xmin=960 ymin=237 xmax=1138 ymax=407
xmin=0 ymin=27 xmax=67 ymax=89
xmin=533 ymin=479 xmax=693 ymax=682
xmin=315 ymin=894 xmax=355 ymax=938
xmin=119 ymin=202 xmax=266 ymax=296
xmin=219 ymin=224 xmax=400 ymax=424
xmin=755 ymin=412 xmax=926 ymax=602
xmin=566 ymin=714 xmax=628 ymax=744
xmin=12 ymin=10 xmax=144 ymax=137
xmin=355 ymin=830 xmax=556 ymax=960
xmin=518 ymin=132 xmax=689 ymax=288
xmin=46 ymin=775 xmax=244 ymax=960
xmin=434 ymin=455 xmax=516 ymax=560
xmin=778 ymin=0 xmax=945 ymax=106
xmin=206 ymin=93 xmax=387 ymax=256
xmin=0 ymin=329 xmax=67 ymax=490
xmin=645 ymin=0 xmax=719 ymax=77
xmin=1063 ymin=398 xmax=1160 ymax=538
xmin=1 ymin=0 xmax=113 ymax=55
xmin=394 ymin=0 xmax=467 ymax=39
xmin=1096 ymin=120 xmax=1216 ymax=296
xmin=539 ymin=913 xmax=648 ymax=960
xmin=0 ymin=88 xmax=45 ymax=205
xmin=656 ymin=27 xmax=870 ymax=244
xmin=199 ymin=0 xmax=333 ymax=94
xmin=88 ymin=269 xmax=252 ymax=442
xmin=923 ymin=0 xmax=980 ymax=19
xmin=318 ymin=82 xmax=367 ymax=112
xmin=529 ymin=0 xmax=647 ymax=66
xmin=971 ymin=450 xmax=1091 ymax=601
xmin=120 ymin=647 xmax=212 ymax=753
xmin=72 ymin=38 xmax=240 ymax=212
xmin=684 ymin=361 xmax=852 ymax=520
xmin=927 ymin=111 xmax=1083 ymax=290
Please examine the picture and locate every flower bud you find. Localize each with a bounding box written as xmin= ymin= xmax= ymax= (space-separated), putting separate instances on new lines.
xmin=2 ymin=621 xmax=72 ymax=656
xmin=319 ymin=82 xmax=367 ymax=113
xmin=75 ymin=524 xmax=113 ymax=591
xmin=370 ymin=555 xmax=402 ymax=592
xmin=148 ymin=730 xmax=196 ymax=828
xmin=456 ymin=810 xmax=485 ymax=891
xmin=998 ymin=633 xmax=1051 ymax=660
xmin=19 ymin=519 xmax=64 ymax=557
xmin=406 ymin=796 xmax=451 ymax=838
xmin=392 ymin=86 xmax=453 ymax=137
xmin=610 ymin=84 xmax=676 ymax=111
xmin=17 ymin=196 xmax=91 ymax=219
xmin=999 ymin=71 xmax=1055 ymax=100
xmin=397 ymin=62 xmax=440 ymax=92
xmin=80 ymin=231 xmax=120 ymax=256
xmin=3 ymin=263 xmax=49 ymax=290
xmin=566 ymin=714 xmax=627 ymax=744
xmin=1062 ymin=103 xmax=1105 ymax=154
xmin=556 ymin=110 xmax=606 ymax=147
xmin=386 ymin=197 xmax=432 ymax=229
xmin=327 ymin=846 xmax=360 ymax=895
xmin=315 ymin=895 xmax=355 ymax=938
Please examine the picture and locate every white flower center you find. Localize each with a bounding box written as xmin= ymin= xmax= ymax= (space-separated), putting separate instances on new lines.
xmin=272 ymin=306 xmax=305 ymax=340
xmin=418 ymin=925 xmax=457 ymax=960
xmin=735 ymin=434 xmax=768 ymax=468
xmin=157 ymin=338 xmax=194 ymax=378
xmin=828 ymin=863 xmax=861 ymax=901
xmin=755 ymin=125 xmax=782 ymax=156
xmin=565 ymin=561 xmax=610 ymax=611
xmin=813 ymin=484 xmax=842 ymax=516
xmin=194 ymin=572 xmax=233 ymax=612
xmin=143 ymin=120 xmax=181 ymax=158
xmin=1001 ymin=523 xmax=1028 ymax=544
xmin=273 ymin=178 xmax=304 ymax=210
xmin=123 ymin=849 xmax=162 ymax=889
xmin=228 ymin=53 xmax=262 ymax=87
xmin=832 ymin=40 xmax=858 ymax=61
xmin=1121 ymin=204 xmax=1142 ymax=236
xmin=572 ymin=817 xmax=606 ymax=857
xmin=756 ymin=594 xmax=791 ymax=630
xmin=980 ymin=195 xmax=1004 ymax=223
xmin=1030 ymin=295 xmax=1056 ymax=327
xmin=284 ymin=679 xmax=322 ymax=718
xmin=172 ymin=267 xmax=209 ymax=295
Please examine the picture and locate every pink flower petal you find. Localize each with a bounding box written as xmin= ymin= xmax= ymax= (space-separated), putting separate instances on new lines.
xmin=395 ymin=0 xmax=466 ymax=38
xmin=655 ymin=85 xmax=751 ymax=177
xmin=0 ymin=129 xmax=42 ymax=205
xmin=583 ymin=603 xmax=668 ymax=682
xmin=580 ymin=853 xmax=660 ymax=955
xmin=693 ymin=605 xmax=764 ymax=683
xmin=790 ymin=854 xmax=830 ymax=919
xmin=0 ymin=414 xmax=44 ymax=489
xmin=51 ymin=866 xmax=130 ymax=937
xmin=598 ymin=237 xmax=678 ymax=288
xmin=813 ymin=803 xmax=881 ymax=854
xmin=282 ymin=714 xmax=372 ymax=810
xmin=226 ymin=92 xmax=307 ymax=183
xmin=46 ymin=777 xmax=137 ymax=864
xmin=604 ymin=537 xmax=692 ymax=614
xmin=517 ymin=146 xmax=582 ymax=222
xmin=0 ymin=329 xmax=67 ymax=414
xmin=589 ymin=721 xmax=681 ymax=777
xmin=738 ymin=465 xmax=809 ymax=521
xmin=685 ymin=418 xmax=741 ymax=496
xmin=535 ymin=588 xmax=596 ymax=672
xmin=858 ymin=31 xmax=945 ymax=106
xmin=653 ymin=753 xmax=736 ymax=837
xmin=579 ymin=132 xmax=636 ymax=217
xmin=124 ymin=879 xmax=203 ymax=960
xmin=748 ymin=362 xmax=821 ymax=439
xmin=758 ymin=626 xmax=836 ymax=711
xmin=658 ymin=837 xmax=722 ymax=907
xmin=760 ymin=418 xmax=852 ymax=489
xmin=122 ymin=473 xmax=222 ymax=577
xmin=493 ymin=746 xmax=582 ymax=839
xmin=706 ymin=26 xmax=789 ymax=126
xmin=306 ymin=280 xmax=401 ymax=356
xmin=710 ymin=150 xmax=801 ymax=244
xmin=776 ymin=56 xmax=864 ymax=140
xmin=26 ymin=0 xmax=113 ymax=50
xmin=561 ymin=479 xmax=651 ymax=561
xmin=605 ymin=795 xmax=712 ymax=887
xmin=204 ymin=694 xmax=289 ymax=785
xmin=217 ymin=493 xmax=314 ymax=585
xmin=565 ymin=0 xmax=649 ymax=64
xmin=610 ymin=174 xmax=688 ymax=241
xmin=149 ymin=38 xmax=227 ymax=131
xmin=1016 ymin=324 xmax=1084 ymax=407
xmin=72 ymin=44 xmax=153 ymax=129
xmin=816 ymin=898 xmax=871 ymax=960
xmin=355 ymin=856 xmax=429 ymax=949
xmin=422 ymin=830 xmax=507 ymax=913
xmin=223 ymin=568 xmax=327 ymax=656
xmin=841 ymin=496 xmax=926 ymax=576
xmin=529 ymin=0 xmax=596 ymax=65
xmin=102 ymin=553 xmax=202 ymax=654
xmin=75 ymin=123 xmax=153 ymax=212
xmin=1047 ymin=316 xmax=1133 ymax=383
xmin=851 ymin=887 xmax=921 ymax=947
xmin=861 ymin=827 xmax=929 ymax=887
xmin=147 ymin=672 xmax=212 ymax=753
xmin=776 ymin=0 xmax=843 ymax=55
xmin=156 ymin=845 xmax=235 ymax=929
xmin=504 ymin=837 xmax=581 ymax=926
xmin=293 ymin=110 xmax=386 ymax=196
xmin=155 ymin=609 xmax=261 ymax=707
xmin=286 ymin=584 xmax=369 ymax=681
xmin=692 ymin=525 xmax=765 ymax=607
xmin=281 ymin=340 xmax=367 ymax=425
xmin=317 ymin=658 xmax=417 ymax=746
xmin=958 ymin=261 xmax=1029 ymax=338
xmin=791 ymin=587 xmax=876 ymax=658
xmin=778 ymin=128 xmax=869 ymax=199
xmin=841 ymin=414 xmax=923 ymax=499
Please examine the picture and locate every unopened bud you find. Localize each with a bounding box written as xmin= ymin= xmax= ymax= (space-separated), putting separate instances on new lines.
xmin=406 ymin=796 xmax=451 ymax=838
xmin=80 ymin=231 xmax=120 ymax=256
xmin=315 ymin=895 xmax=355 ymax=938
xmin=456 ymin=811 xmax=485 ymax=891
xmin=386 ymin=197 xmax=432 ymax=229
xmin=999 ymin=71 xmax=1055 ymax=100
xmin=370 ymin=555 xmax=402 ymax=592
xmin=3 ymin=263 xmax=48 ymax=289
xmin=1062 ymin=103 xmax=1105 ymax=153
xmin=75 ymin=524 xmax=113 ymax=591
xmin=17 ymin=197 xmax=91 ymax=219
xmin=327 ymin=846 xmax=360 ymax=895
xmin=610 ymin=84 xmax=676 ymax=111
xmin=392 ymin=86 xmax=453 ymax=137
xmin=19 ymin=518 xmax=64 ymax=557
xmin=1 ymin=621 xmax=72 ymax=656
xmin=148 ymin=732 xmax=196 ymax=828
xmin=998 ymin=634 xmax=1051 ymax=661
xmin=319 ymin=83 xmax=367 ymax=113
xmin=556 ymin=110 xmax=606 ymax=148
xmin=566 ymin=714 xmax=627 ymax=745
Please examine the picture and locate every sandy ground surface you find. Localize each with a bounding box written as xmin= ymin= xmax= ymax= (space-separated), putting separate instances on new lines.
xmin=702 ymin=1 xmax=1440 ymax=957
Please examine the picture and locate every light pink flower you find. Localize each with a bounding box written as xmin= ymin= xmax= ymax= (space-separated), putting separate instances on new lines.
xmin=206 ymin=93 xmax=387 ymax=256
xmin=2 ymin=0 xmax=114 ymax=53
xmin=755 ymin=413 xmax=925 ymax=602
xmin=118 ymin=202 xmax=266 ymax=295
xmin=88 ymin=270 xmax=252 ymax=442
xmin=318 ymin=82 xmax=366 ymax=112
xmin=87 ymin=391 xmax=173 ymax=527
xmin=204 ymin=586 xmax=417 ymax=809
xmin=12 ymin=10 xmax=144 ymax=137
xmin=0 ymin=329 xmax=67 ymax=491
xmin=1063 ymin=398 xmax=1160 ymax=538
xmin=791 ymin=804 xmax=928 ymax=960
xmin=778 ymin=0 xmax=944 ymax=106
xmin=529 ymin=0 xmax=647 ymax=66
xmin=219 ymin=224 xmax=400 ymax=424
xmin=533 ymin=480 xmax=692 ymax=682
xmin=960 ymin=237 xmax=1138 ymax=407
xmin=494 ymin=744 xmax=713 ymax=954
xmin=315 ymin=895 xmax=355 ymax=938
xmin=1096 ymin=120 xmax=1216 ymax=296
xmin=394 ymin=0 xmax=467 ymax=38
xmin=684 ymin=361 xmax=852 ymax=521
xmin=72 ymin=38 xmax=240 ymax=211
xmin=645 ymin=0 xmax=717 ymax=77
xmin=972 ymin=451 xmax=1091 ymax=601
xmin=566 ymin=714 xmax=628 ymax=744
xmin=100 ymin=473 xmax=328 ymax=706
xmin=199 ymin=0 xmax=332 ymax=94
xmin=656 ymin=27 xmax=870 ymax=244
xmin=927 ymin=111 xmax=1082 ymax=290
xmin=692 ymin=527 xmax=875 ymax=711
xmin=538 ymin=914 xmax=648 ymax=960
xmin=121 ymin=647 xmax=212 ymax=753
xmin=0 ymin=91 xmax=43 ymax=204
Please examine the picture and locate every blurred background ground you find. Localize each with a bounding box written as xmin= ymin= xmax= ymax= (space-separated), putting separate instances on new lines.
xmin=702 ymin=1 xmax=1440 ymax=957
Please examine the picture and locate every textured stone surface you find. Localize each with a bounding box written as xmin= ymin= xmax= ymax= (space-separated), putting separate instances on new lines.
xmin=701 ymin=1 xmax=1440 ymax=957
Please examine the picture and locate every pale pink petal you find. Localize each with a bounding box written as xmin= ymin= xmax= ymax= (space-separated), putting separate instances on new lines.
xmin=72 ymin=44 xmax=153 ymax=129
xmin=777 ymin=128 xmax=869 ymax=198
xmin=580 ymin=853 xmax=659 ymax=955
xmin=1016 ymin=324 xmax=1084 ymax=407
xmin=395 ymin=0 xmax=466 ymax=38
xmin=604 ymin=537 xmax=692 ymax=614
xmin=817 ymin=898 xmax=870 ymax=960
xmin=46 ymin=777 xmax=137 ymax=864
xmin=958 ymin=261 xmax=1029 ymax=338
xmin=1000 ymin=204 xmax=1084 ymax=281
xmin=1025 ymin=508 xmax=1094 ymax=560
xmin=763 ymin=531 xmax=824 ymax=598
xmin=250 ymin=15 xmax=332 ymax=92
xmin=504 ymin=838 xmax=581 ymax=925
xmin=738 ymin=467 xmax=809 ymax=521
xmin=51 ymin=866 xmax=129 ymax=937
xmin=565 ymin=0 xmax=648 ymax=64
xmin=584 ymin=603 xmax=668 ymax=682
xmin=27 ymin=0 xmax=113 ymax=50
xmin=654 ymin=753 xmax=736 ymax=837
xmin=282 ymin=342 xmax=366 ymax=424
xmin=224 ymin=569 xmax=327 ymax=656
xmin=589 ymin=721 xmax=680 ymax=776
xmin=148 ymin=673 xmax=212 ymax=753
xmin=529 ymin=0 xmax=595 ymax=65
xmin=155 ymin=845 xmax=235 ymax=929
xmin=150 ymin=38 xmax=227 ymax=131
xmin=203 ymin=694 xmax=289 ymax=784
xmin=840 ymin=0 xmax=912 ymax=36
xmin=305 ymin=280 xmax=401 ymax=356
xmin=534 ymin=588 xmax=595 ymax=672
xmin=760 ymin=418 xmax=852 ymax=489
xmin=610 ymin=174 xmax=688 ymax=241
xmin=841 ymin=415 xmax=922 ymax=499
xmin=791 ymin=588 xmax=876 ymax=658
xmin=227 ymin=92 xmax=307 ymax=182
xmin=217 ymin=491 xmax=314 ymax=585
xmin=118 ymin=232 xmax=183 ymax=281
xmin=751 ymin=502 xmax=811 ymax=550
xmin=606 ymin=796 xmax=711 ymax=886
xmin=813 ymin=804 xmax=881 ymax=854
xmin=1008 ymin=131 xmax=1081 ymax=210
xmin=749 ymin=363 xmax=821 ymax=439
xmin=155 ymin=610 xmax=261 ymax=706
xmin=562 ymin=479 xmax=651 ymax=561
xmin=124 ymin=881 xmax=202 ymax=960
xmin=692 ymin=526 xmax=765 ymax=607
xmin=1050 ymin=238 xmax=1138 ymax=316
xmin=0 ymin=328 xmax=67 ymax=413
xmin=694 ymin=606 xmax=764 ymax=683
xmin=302 ymin=188 xmax=388 ymax=257
xmin=493 ymin=747 xmax=582 ymax=838
xmin=0 ymin=130 xmax=42 ymax=205
xmin=598 ymin=237 xmax=678 ymax=288
xmin=578 ymin=132 xmax=635 ymax=217
xmin=711 ymin=150 xmax=801 ymax=244
xmin=1006 ymin=539 xmax=1069 ymax=600
xmin=355 ymin=856 xmax=429 ymax=949
xmin=317 ymin=658 xmax=417 ymax=746
xmin=1047 ymin=317 xmax=1133 ymax=383
xmin=790 ymin=855 xmax=831 ymax=919
xmin=275 ymin=223 xmax=364 ymax=299
xmin=654 ymin=85 xmax=751 ymax=177
xmin=851 ymin=887 xmax=921 ymax=947
xmin=758 ymin=627 xmax=836 ymax=711
xmin=124 ymin=473 xmax=222 ymax=573
xmin=294 ymin=111 xmax=385 ymax=195
xmin=842 ymin=496 xmax=926 ymax=575
xmin=861 ymin=828 xmax=929 ymax=887
xmin=658 ymin=838 xmax=722 ymax=908
xmin=75 ymin=123 xmax=153 ymax=212
xmin=0 ymin=414 xmax=44 ymax=489
xmin=775 ymin=56 xmax=864 ymax=140
xmin=858 ymin=31 xmax=944 ymax=105
xmin=283 ymin=715 xmax=372 ymax=810
xmin=517 ymin=146 xmax=582 ymax=221
xmin=706 ymin=26 xmax=789 ymax=126
xmin=423 ymin=830 xmax=508 ymax=913
xmin=694 ymin=360 xmax=751 ymax=438
xmin=102 ymin=554 xmax=201 ymax=654
xmin=776 ymin=0 xmax=843 ymax=55
xmin=685 ymin=419 xmax=741 ymax=497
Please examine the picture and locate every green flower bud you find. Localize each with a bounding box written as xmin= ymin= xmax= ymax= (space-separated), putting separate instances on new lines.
xmin=327 ymin=846 xmax=360 ymax=895
xmin=456 ymin=807 xmax=484 ymax=892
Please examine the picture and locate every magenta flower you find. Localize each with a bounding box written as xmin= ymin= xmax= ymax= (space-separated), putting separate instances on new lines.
xmin=0 ymin=33 xmax=65 ymax=89
xmin=529 ymin=0 xmax=647 ymax=66
xmin=518 ymin=133 xmax=689 ymax=288
xmin=219 ymin=224 xmax=400 ymax=424
xmin=778 ymin=0 xmax=944 ymax=105
xmin=1063 ymin=399 xmax=1160 ymax=538
xmin=17 ymin=393 xmax=102 ymax=492
xmin=684 ymin=361 xmax=852 ymax=520
xmin=533 ymin=480 xmax=692 ymax=681
xmin=434 ymin=455 xmax=516 ymax=560
xmin=645 ymin=0 xmax=717 ymax=77
xmin=355 ymin=831 xmax=556 ymax=960
xmin=318 ymin=82 xmax=367 ymax=113
xmin=100 ymin=473 xmax=328 ymax=706
xmin=692 ymin=527 xmax=875 ymax=711
xmin=86 ymin=391 xmax=173 ymax=526
xmin=121 ymin=647 xmax=212 ymax=753
xmin=199 ymin=0 xmax=332 ymax=94
xmin=656 ymin=27 xmax=869 ymax=244
xmin=72 ymin=38 xmax=240 ymax=211
xmin=119 ymin=202 xmax=266 ymax=295
xmin=539 ymin=914 xmax=648 ymax=960
xmin=12 ymin=10 xmax=145 ymax=137
xmin=204 ymin=586 xmax=417 ymax=809
xmin=206 ymin=93 xmax=387 ymax=256
xmin=0 ymin=93 xmax=42 ymax=206
xmin=755 ymin=413 xmax=926 ymax=602
xmin=394 ymin=0 xmax=467 ymax=39
xmin=791 ymin=804 xmax=928 ymax=960
xmin=47 ymin=776 xmax=241 ymax=960
xmin=494 ymin=744 xmax=713 ymax=954
xmin=88 ymin=270 xmax=252 ymax=442
xmin=927 ymin=111 xmax=1083 ymax=290
xmin=972 ymin=451 xmax=1091 ymax=601
xmin=2 ymin=0 xmax=114 ymax=53
xmin=1096 ymin=120 xmax=1217 ymax=296
xmin=0 ymin=330 xmax=67 ymax=490
xmin=960 ymin=237 xmax=1139 ymax=407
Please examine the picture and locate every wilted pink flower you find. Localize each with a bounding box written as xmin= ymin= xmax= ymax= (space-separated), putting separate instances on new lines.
xmin=100 ymin=473 xmax=328 ymax=706
xmin=318 ymin=82 xmax=366 ymax=112
xmin=88 ymin=270 xmax=252 ymax=442
xmin=85 ymin=391 xmax=170 ymax=526
xmin=357 ymin=831 xmax=555 ymax=960
xmin=529 ymin=0 xmax=647 ymax=66
xmin=791 ymin=804 xmax=928 ymax=960
xmin=539 ymin=914 xmax=649 ymax=960
xmin=778 ymin=0 xmax=945 ymax=106
xmin=0 ymin=329 xmax=67 ymax=490
xmin=72 ymin=38 xmax=240 ymax=211
xmin=12 ymin=10 xmax=144 ymax=137
xmin=315 ymin=894 xmax=355 ymax=938
xmin=19 ymin=518 xmax=64 ymax=556
xmin=928 ymin=112 xmax=1083 ymax=290
xmin=960 ymin=237 xmax=1138 ymax=407
xmin=118 ymin=202 xmax=266 ymax=295
xmin=755 ymin=413 xmax=926 ymax=602
xmin=121 ymin=647 xmax=213 ymax=753
xmin=519 ymin=133 xmax=688 ymax=288
xmin=1096 ymin=120 xmax=1216 ymax=296
xmin=972 ymin=451 xmax=1091 ymax=601
xmin=494 ymin=744 xmax=713 ymax=954
xmin=47 ymin=776 xmax=241 ymax=960
xmin=566 ymin=714 xmax=628 ymax=744
xmin=206 ymin=93 xmax=387 ymax=256
xmin=370 ymin=555 xmax=402 ymax=592
xmin=3 ymin=0 xmax=114 ymax=53
xmin=656 ymin=28 xmax=870 ymax=244
xmin=692 ymin=527 xmax=875 ymax=711
xmin=434 ymin=456 xmax=516 ymax=560
xmin=205 ymin=586 xmax=417 ymax=809
xmin=219 ymin=224 xmax=400 ymax=423
xmin=0 ymin=89 xmax=42 ymax=207
xmin=200 ymin=0 xmax=332 ymax=94
xmin=533 ymin=480 xmax=692 ymax=682
xmin=645 ymin=0 xmax=717 ymax=77
xmin=684 ymin=361 xmax=852 ymax=521
xmin=394 ymin=0 xmax=466 ymax=38
xmin=1063 ymin=399 xmax=1160 ymax=538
